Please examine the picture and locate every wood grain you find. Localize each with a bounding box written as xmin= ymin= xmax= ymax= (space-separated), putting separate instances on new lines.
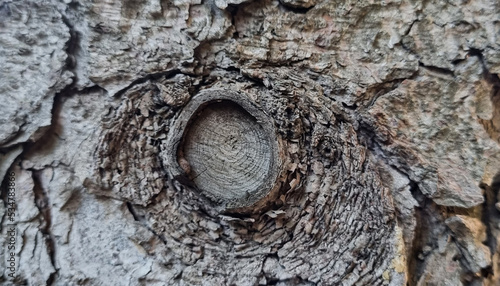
xmin=164 ymin=89 xmax=282 ymax=210
xmin=181 ymin=101 xmax=273 ymax=203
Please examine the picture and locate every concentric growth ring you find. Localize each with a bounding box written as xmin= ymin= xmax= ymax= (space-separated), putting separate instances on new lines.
xmin=164 ymin=89 xmax=282 ymax=211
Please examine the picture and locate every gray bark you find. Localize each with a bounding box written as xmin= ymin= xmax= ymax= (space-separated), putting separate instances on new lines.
xmin=0 ymin=0 xmax=499 ymax=285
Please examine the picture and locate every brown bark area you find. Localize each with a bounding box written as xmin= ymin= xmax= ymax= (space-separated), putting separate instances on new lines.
xmin=0 ymin=0 xmax=499 ymax=285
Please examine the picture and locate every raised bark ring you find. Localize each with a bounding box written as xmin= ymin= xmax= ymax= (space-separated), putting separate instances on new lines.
xmin=164 ymin=89 xmax=282 ymax=211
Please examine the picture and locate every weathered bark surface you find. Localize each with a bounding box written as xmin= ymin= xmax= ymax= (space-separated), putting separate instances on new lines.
xmin=0 ymin=0 xmax=499 ymax=285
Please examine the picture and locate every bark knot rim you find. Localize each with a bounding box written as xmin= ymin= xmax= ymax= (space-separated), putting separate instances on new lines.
xmin=164 ymin=89 xmax=282 ymax=211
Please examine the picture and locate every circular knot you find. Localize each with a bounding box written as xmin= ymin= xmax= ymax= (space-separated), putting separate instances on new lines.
xmin=165 ymin=89 xmax=282 ymax=211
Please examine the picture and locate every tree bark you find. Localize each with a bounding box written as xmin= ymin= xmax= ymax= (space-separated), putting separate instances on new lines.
xmin=1 ymin=0 xmax=500 ymax=285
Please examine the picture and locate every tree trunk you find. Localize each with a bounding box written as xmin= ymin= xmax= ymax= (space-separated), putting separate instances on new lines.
xmin=1 ymin=0 xmax=500 ymax=285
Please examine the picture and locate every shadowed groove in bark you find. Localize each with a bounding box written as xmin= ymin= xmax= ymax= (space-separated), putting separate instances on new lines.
xmin=32 ymin=170 xmax=57 ymax=285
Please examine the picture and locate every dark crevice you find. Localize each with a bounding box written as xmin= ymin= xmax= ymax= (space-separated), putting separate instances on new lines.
xmin=481 ymin=174 xmax=500 ymax=281
xmin=263 ymin=272 xmax=317 ymax=286
xmin=468 ymin=48 xmax=485 ymax=60
xmin=226 ymin=3 xmax=239 ymax=39
xmin=221 ymin=65 xmax=242 ymax=74
xmin=404 ymin=18 xmax=419 ymax=36
xmin=405 ymin=179 xmax=451 ymax=286
xmin=399 ymin=39 xmax=415 ymax=55
xmin=452 ymin=57 xmax=468 ymax=66
xmin=126 ymin=202 xmax=143 ymax=221
xmin=406 ymin=181 xmax=428 ymax=285
xmin=418 ymin=61 xmax=455 ymax=76
xmin=278 ymin=1 xmax=315 ymax=14
xmin=66 ymin=1 xmax=80 ymax=10
xmin=60 ymin=14 xmax=80 ymax=73
xmin=481 ymin=182 xmax=497 ymax=255
xmin=172 ymin=269 xmax=184 ymax=281
xmin=341 ymin=102 xmax=357 ymax=110
xmin=481 ymin=265 xmax=494 ymax=280
xmin=0 ymin=144 xmax=23 ymax=158
xmin=32 ymin=170 xmax=58 ymax=286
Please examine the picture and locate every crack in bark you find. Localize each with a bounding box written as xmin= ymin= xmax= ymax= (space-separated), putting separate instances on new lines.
xmin=418 ymin=61 xmax=455 ymax=76
xmin=480 ymin=177 xmax=500 ymax=280
xmin=113 ymin=69 xmax=184 ymax=98
xmin=277 ymin=1 xmax=315 ymax=14
xmin=31 ymin=170 xmax=58 ymax=285
xmin=125 ymin=201 xmax=170 ymax=247
xmin=406 ymin=180 xmax=436 ymax=285
xmin=60 ymin=14 xmax=79 ymax=76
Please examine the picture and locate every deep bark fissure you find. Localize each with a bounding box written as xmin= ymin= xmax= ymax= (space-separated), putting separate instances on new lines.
xmin=418 ymin=61 xmax=455 ymax=76
xmin=407 ymin=181 xmax=438 ymax=285
xmin=481 ymin=184 xmax=498 ymax=270
xmin=277 ymin=1 xmax=314 ymax=14
xmin=31 ymin=170 xmax=58 ymax=285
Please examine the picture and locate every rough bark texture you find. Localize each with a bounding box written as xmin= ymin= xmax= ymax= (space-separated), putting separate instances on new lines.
xmin=0 ymin=0 xmax=499 ymax=285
